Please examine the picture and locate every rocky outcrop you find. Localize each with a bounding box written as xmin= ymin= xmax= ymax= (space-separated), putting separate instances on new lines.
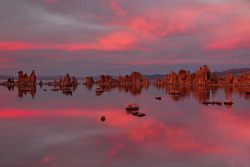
xmin=193 ymin=65 xmax=210 ymax=85
xmin=59 ymin=73 xmax=78 ymax=87
xmin=85 ymin=77 xmax=94 ymax=85
xmin=16 ymin=70 xmax=37 ymax=84
xmin=178 ymin=70 xmax=187 ymax=84
xmin=3 ymin=78 xmax=15 ymax=85
xmin=224 ymin=99 xmax=233 ymax=104
xmin=225 ymin=73 xmax=233 ymax=84
xmin=98 ymin=75 xmax=117 ymax=84
xmin=97 ymin=72 xmax=149 ymax=85
xmin=211 ymin=72 xmax=218 ymax=84
xmin=126 ymin=103 xmax=139 ymax=110
xmin=130 ymin=72 xmax=143 ymax=83
xmin=126 ymin=103 xmax=145 ymax=117
xmin=166 ymin=70 xmax=177 ymax=84
xmin=118 ymin=72 xmax=149 ymax=84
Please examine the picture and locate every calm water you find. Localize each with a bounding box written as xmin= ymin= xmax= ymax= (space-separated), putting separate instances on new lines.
xmin=0 ymin=83 xmax=249 ymax=167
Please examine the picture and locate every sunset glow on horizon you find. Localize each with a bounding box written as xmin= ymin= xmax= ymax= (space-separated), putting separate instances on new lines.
xmin=0 ymin=0 xmax=249 ymax=76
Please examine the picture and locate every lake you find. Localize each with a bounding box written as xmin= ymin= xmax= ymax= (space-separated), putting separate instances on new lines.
xmin=0 ymin=83 xmax=249 ymax=167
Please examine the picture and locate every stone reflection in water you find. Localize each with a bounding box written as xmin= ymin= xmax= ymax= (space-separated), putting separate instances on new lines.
xmin=118 ymin=84 xmax=149 ymax=96
xmin=164 ymin=85 xmax=212 ymax=103
xmin=3 ymin=85 xmax=15 ymax=91
xmin=17 ymin=85 xmax=36 ymax=98
xmin=89 ymin=83 xmax=149 ymax=96
xmin=85 ymin=83 xmax=94 ymax=91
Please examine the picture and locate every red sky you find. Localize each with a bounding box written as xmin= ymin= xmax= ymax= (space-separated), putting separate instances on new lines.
xmin=0 ymin=0 xmax=249 ymax=76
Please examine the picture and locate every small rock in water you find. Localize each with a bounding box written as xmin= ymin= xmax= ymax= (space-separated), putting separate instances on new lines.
xmin=202 ymin=100 xmax=210 ymax=104
xmin=101 ymin=116 xmax=106 ymax=122
xmin=211 ymin=101 xmax=215 ymax=105
xmin=216 ymin=100 xmax=222 ymax=105
xmin=43 ymin=89 xmax=47 ymax=91
xmin=126 ymin=103 xmax=139 ymax=110
xmin=224 ymin=99 xmax=233 ymax=105
xmin=125 ymin=103 xmax=146 ymax=117
xmin=136 ymin=113 xmax=146 ymax=117
xmin=156 ymin=97 xmax=161 ymax=100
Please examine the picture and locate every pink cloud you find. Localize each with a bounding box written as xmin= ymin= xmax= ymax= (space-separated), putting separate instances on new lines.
xmin=204 ymin=38 xmax=250 ymax=51
xmin=109 ymin=0 xmax=126 ymax=17
xmin=0 ymin=31 xmax=142 ymax=51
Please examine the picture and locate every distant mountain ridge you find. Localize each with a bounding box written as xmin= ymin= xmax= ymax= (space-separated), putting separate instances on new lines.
xmin=214 ymin=68 xmax=250 ymax=78
xmin=0 ymin=68 xmax=249 ymax=80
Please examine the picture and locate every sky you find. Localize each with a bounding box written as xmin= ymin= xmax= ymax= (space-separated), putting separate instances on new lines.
xmin=0 ymin=0 xmax=249 ymax=76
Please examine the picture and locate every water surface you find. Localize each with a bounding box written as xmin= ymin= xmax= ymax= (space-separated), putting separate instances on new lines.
xmin=0 ymin=84 xmax=249 ymax=167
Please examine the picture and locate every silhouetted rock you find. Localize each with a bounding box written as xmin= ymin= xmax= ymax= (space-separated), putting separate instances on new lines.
xmin=136 ymin=113 xmax=146 ymax=117
xmin=101 ymin=116 xmax=106 ymax=122
xmin=39 ymin=80 xmax=43 ymax=86
xmin=3 ymin=78 xmax=15 ymax=85
xmin=156 ymin=97 xmax=161 ymax=100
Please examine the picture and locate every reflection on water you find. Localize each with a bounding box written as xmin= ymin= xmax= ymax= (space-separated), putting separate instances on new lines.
xmin=3 ymin=82 xmax=250 ymax=101
xmin=0 ymin=84 xmax=249 ymax=167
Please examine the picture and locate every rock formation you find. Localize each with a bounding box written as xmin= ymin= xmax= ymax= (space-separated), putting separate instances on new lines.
xmin=17 ymin=70 xmax=37 ymax=84
xmin=211 ymin=72 xmax=218 ymax=84
xmin=59 ymin=73 xmax=78 ymax=87
xmin=126 ymin=103 xmax=146 ymax=117
xmin=225 ymin=73 xmax=233 ymax=84
xmin=192 ymin=65 xmax=210 ymax=85
xmin=85 ymin=77 xmax=94 ymax=85
xmin=166 ymin=70 xmax=178 ymax=84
